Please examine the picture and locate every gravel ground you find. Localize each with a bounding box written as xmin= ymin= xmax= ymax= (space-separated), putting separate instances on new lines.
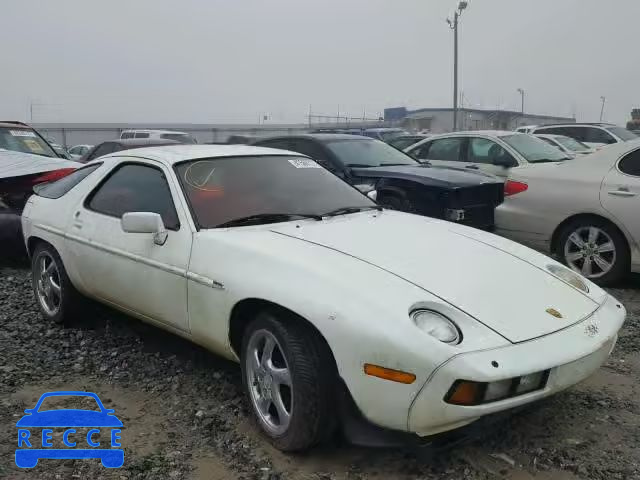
xmin=1 ymin=259 xmax=639 ymax=480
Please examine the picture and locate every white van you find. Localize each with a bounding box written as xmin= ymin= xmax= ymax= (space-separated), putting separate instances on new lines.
xmin=119 ymin=129 xmax=197 ymax=144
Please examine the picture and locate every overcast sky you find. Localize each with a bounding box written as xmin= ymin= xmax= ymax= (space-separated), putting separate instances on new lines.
xmin=2 ymin=0 xmax=639 ymax=125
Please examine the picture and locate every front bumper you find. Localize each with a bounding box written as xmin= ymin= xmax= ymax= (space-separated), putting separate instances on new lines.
xmin=407 ymin=294 xmax=624 ymax=437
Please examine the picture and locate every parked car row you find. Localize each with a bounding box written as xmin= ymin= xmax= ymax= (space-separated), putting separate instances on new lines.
xmin=21 ymin=144 xmax=627 ymax=453
xmin=253 ymin=134 xmax=504 ymax=230
xmin=0 ymin=121 xmax=80 ymax=248
xmin=517 ymin=122 xmax=638 ymax=148
xmin=495 ymin=140 xmax=640 ymax=285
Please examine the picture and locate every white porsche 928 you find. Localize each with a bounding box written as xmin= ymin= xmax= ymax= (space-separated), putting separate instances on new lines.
xmin=21 ymin=145 xmax=626 ymax=451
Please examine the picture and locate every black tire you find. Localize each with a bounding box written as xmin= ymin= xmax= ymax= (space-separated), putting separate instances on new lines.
xmin=379 ymin=194 xmax=412 ymax=212
xmin=555 ymin=218 xmax=629 ymax=286
xmin=240 ymin=310 xmax=336 ymax=451
xmin=31 ymin=243 xmax=84 ymax=324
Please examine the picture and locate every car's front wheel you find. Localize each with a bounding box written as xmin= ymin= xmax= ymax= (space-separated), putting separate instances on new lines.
xmin=31 ymin=243 xmax=82 ymax=324
xmin=240 ymin=311 xmax=335 ymax=451
xmin=556 ymin=218 xmax=629 ymax=286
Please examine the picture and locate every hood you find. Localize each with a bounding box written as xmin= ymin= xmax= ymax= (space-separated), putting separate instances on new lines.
xmin=270 ymin=211 xmax=600 ymax=343
xmin=350 ymin=165 xmax=501 ymax=189
xmin=0 ymin=149 xmax=79 ymax=180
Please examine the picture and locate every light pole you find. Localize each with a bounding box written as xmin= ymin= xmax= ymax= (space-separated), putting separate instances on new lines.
xmin=517 ymin=88 xmax=525 ymax=125
xmin=447 ymin=1 xmax=468 ymax=132
xmin=600 ymin=96 xmax=606 ymax=122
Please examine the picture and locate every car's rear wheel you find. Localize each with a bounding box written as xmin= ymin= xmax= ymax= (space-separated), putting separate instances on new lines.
xmin=31 ymin=243 xmax=82 ymax=324
xmin=240 ymin=311 xmax=335 ymax=451
xmin=556 ymin=218 xmax=629 ymax=286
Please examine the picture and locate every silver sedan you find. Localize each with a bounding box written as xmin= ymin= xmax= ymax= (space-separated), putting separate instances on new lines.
xmin=495 ymin=140 xmax=640 ymax=285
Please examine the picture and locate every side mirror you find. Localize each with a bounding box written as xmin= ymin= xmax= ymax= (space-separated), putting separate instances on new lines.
xmin=121 ymin=212 xmax=167 ymax=246
xmin=367 ymin=190 xmax=378 ymax=201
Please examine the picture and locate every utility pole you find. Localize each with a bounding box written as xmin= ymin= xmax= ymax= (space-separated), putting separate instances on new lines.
xmin=517 ymin=88 xmax=525 ymax=125
xmin=447 ymin=1 xmax=468 ymax=132
xmin=600 ymin=96 xmax=606 ymax=122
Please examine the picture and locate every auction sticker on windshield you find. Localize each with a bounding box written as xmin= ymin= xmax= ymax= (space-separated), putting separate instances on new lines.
xmin=288 ymin=158 xmax=321 ymax=168
xmin=15 ymin=391 xmax=124 ymax=469
xmin=9 ymin=130 xmax=37 ymax=137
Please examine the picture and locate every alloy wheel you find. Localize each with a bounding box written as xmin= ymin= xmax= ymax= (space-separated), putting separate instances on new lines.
xmin=245 ymin=329 xmax=293 ymax=436
xmin=563 ymin=226 xmax=616 ymax=279
xmin=34 ymin=251 xmax=62 ymax=317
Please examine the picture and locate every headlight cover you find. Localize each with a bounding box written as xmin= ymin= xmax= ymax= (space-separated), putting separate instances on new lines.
xmin=412 ymin=309 xmax=460 ymax=344
xmin=547 ymin=264 xmax=589 ymax=293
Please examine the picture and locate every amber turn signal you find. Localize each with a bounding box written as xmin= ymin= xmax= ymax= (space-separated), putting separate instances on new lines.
xmin=446 ymin=380 xmax=482 ymax=405
xmin=363 ymin=363 xmax=416 ymax=384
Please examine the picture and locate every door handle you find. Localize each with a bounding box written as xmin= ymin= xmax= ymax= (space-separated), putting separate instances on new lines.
xmin=608 ymin=189 xmax=637 ymax=197
xmin=465 ymin=165 xmax=479 ymax=170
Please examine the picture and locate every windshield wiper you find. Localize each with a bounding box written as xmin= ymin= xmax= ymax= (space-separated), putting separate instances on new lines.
xmin=346 ymin=163 xmax=375 ymax=168
xmin=320 ymin=206 xmax=382 ymax=217
xmin=216 ymin=213 xmax=322 ymax=228
xmin=379 ymin=162 xmax=414 ymax=166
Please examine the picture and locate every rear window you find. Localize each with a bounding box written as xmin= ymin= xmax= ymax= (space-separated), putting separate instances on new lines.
xmin=34 ymin=163 xmax=102 ymax=199
xmin=502 ymin=134 xmax=569 ymax=162
xmin=0 ymin=127 xmax=58 ymax=158
xmin=606 ymin=127 xmax=639 ymax=142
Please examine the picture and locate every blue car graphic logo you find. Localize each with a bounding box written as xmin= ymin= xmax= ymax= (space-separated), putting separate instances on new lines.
xmin=15 ymin=391 xmax=124 ymax=468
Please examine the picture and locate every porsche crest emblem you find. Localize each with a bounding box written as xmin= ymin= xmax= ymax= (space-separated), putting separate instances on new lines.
xmin=546 ymin=308 xmax=563 ymax=319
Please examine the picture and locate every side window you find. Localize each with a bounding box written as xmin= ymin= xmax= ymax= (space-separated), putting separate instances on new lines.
xmin=536 ymin=127 xmax=560 ymax=135
xmin=425 ymin=138 xmax=464 ymax=161
xmin=585 ymin=128 xmax=616 ymax=144
xmin=35 ymin=164 xmax=102 ymax=199
xmin=87 ymin=163 xmax=179 ymax=230
xmin=469 ymin=138 xmax=517 ymax=165
xmin=87 ymin=143 xmax=117 ymax=160
xmin=618 ymin=148 xmax=640 ymax=176
xmin=121 ymin=132 xmax=133 ymax=139
xmin=134 ymin=132 xmax=150 ymax=139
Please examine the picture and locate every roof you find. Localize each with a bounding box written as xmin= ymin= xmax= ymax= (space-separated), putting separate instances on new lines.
xmin=104 ymin=144 xmax=304 ymax=165
xmin=533 ymin=133 xmax=569 ymax=139
xmin=121 ymin=129 xmax=189 ymax=134
xmin=256 ymin=133 xmax=372 ymax=142
xmin=427 ymin=130 xmax=521 ymax=139
xmin=111 ymin=138 xmax=181 ymax=146
xmin=0 ymin=121 xmax=32 ymax=129
xmin=534 ymin=122 xmax=617 ymax=128
xmin=363 ymin=128 xmax=406 ymax=133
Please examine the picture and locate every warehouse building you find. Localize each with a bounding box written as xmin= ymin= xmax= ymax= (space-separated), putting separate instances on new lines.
xmin=384 ymin=107 xmax=575 ymax=134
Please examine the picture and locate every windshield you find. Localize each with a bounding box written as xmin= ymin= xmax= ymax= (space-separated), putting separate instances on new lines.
xmin=502 ymin=134 xmax=569 ymax=162
xmin=325 ymin=139 xmax=418 ymax=167
xmin=0 ymin=127 xmax=58 ymax=158
xmin=175 ymin=155 xmax=375 ymax=228
xmin=606 ymin=127 xmax=639 ymax=142
xmin=554 ymin=136 xmax=591 ymax=152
